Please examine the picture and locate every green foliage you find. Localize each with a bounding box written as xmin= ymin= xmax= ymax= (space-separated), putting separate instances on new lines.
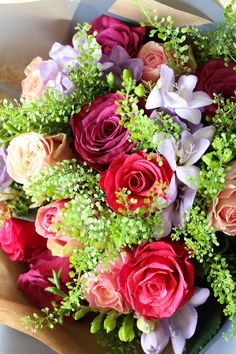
xmin=187 ymin=0 xmax=236 ymax=64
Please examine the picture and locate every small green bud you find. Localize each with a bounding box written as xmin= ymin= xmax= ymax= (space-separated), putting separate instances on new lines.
xmin=118 ymin=315 xmax=135 ymax=342
xmin=104 ymin=311 xmax=117 ymax=333
xmin=74 ymin=307 xmax=90 ymax=320
xmin=122 ymin=69 xmax=132 ymax=82
xmin=106 ymin=72 xmax=115 ymax=88
xmin=134 ymin=84 xmax=146 ymax=97
xmin=90 ymin=313 xmax=105 ymax=334
xmin=136 ymin=316 xmax=156 ymax=333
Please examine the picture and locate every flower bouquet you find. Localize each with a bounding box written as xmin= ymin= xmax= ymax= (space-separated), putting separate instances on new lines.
xmin=0 ymin=0 xmax=236 ymax=353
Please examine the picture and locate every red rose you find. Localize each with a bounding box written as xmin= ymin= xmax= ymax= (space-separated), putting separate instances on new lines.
xmin=17 ymin=249 xmax=70 ymax=308
xmin=118 ymin=240 xmax=195 ymax=319
xmin=71 ymin=93 xmax=134 ymax=171
xmin=89 ymin=15 xmax=145 ymax=57
xmin=0 ymin=217 xmax=46 ymax=261
xmin=100 ymin=151 xmax=173 ymax=213
xmin=196 ymin=59 xmax=236 ymax=116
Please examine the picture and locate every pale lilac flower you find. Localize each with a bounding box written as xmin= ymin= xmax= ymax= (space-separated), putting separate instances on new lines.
xmin=141 ymin=288 xmax=210 ymax=354
xmin=146 ymin=64 xmax=213 ymax=124
xmin=100 ymin=45 xmax=143 ymax=87
xmin=0 ymin=146 xmax=12 ymax=191
xmin=155 ymin=126 xmax=215 ymax=189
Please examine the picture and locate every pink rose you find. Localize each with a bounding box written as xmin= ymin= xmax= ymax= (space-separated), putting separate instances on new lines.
xmin=89 ymin=15 xmax=145 ymax=57
xmin=35 ymin=200 xmax=79 ymax=257
xmin=6 ymin=132 xmax=73 ymax=184
xmin=0 ymin=213 xmax=46 ymax=261
xmin=137 ymin=41 xmax=167 ymax=83
xmin=82 ymin=253 xmax=131 ymax=313
xmin=21 ymin=57 xmax=45 ymax=101
xmin=17 ymin=249 xmax=70 ymax=308
xmin=208 ymin=161 xmax=236 ymax=235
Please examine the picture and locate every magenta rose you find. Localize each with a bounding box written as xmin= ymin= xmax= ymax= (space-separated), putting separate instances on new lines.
xmin=17 ymin=249 xmax=70 ymax=308
xmin=88 ymin=15 xmax=145 ymax=57
xmin=82 ymin=252 xmax=131 ymax=313
xmin=100 ymin=150 xmax=174 ymax=213
xmin=118 ymin=240 xmax=195 ymax=319
xmin=71 ymin=93 xmax=134 ymax=171
xmin=0 ymin=214 xmax=46 ymax=261
xmin=196 ymin=59 xmax=236 ymax=116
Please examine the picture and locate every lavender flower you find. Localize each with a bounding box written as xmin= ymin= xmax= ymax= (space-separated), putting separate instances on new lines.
xmin=0 ymin=146 xmax=12 ymax=191
xmin=146 ymin=64 xmax=213 ymax=125
xmin=141 ymin=288 xmax=210 ymax=354
xmin=100 ymin=45 xmax=143 ymax=88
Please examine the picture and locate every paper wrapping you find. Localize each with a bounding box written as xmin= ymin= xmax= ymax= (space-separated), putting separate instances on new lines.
xmin=0 ymin=0 xmax=225 ymax=353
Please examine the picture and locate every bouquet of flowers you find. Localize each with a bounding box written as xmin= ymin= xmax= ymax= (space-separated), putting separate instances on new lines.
xmin=0 ymin=1 xmax=236 ymax=353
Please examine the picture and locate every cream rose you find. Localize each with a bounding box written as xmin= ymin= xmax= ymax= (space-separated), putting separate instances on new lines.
xmin=137 ymin=41 xmax=167 ymax=83
xmin=21 ymin=57 xmax=45 ymax=101
xmin=6 ymin=132 xmax=72 ymax=184
xmin=208 ymin=161 xmax=236 ymax=236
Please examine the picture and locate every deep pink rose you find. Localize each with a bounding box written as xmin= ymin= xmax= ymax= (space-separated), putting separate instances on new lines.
xmin=71 ymin=93 xmax=134 ymax=171
xmin=89 ymin=15 xmax=145 ymax=57
xmin=118 ymin=240 xmax=195 ymax=319
xmin=17 ymin=249 xmax=70 ymax=308
xmin=100 ymin=151 xmax=174 ymax=213
xmin=82 ymin=253 xmax=131 ymax=313
xmin=0 ymin=215 xmax=46 ymax=261
xmin=196 ymin=59 xmax=236 ymax=116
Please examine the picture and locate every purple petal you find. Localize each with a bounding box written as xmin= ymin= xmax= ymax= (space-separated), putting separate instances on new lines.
xmin=49 ymin=42 xmax=78 ymax=70
xmin=170 ymin=331 xmax=185 ymax=354
xmin=109 ymin=45 xmax=130 ymax=65
xmin=141 ymin=320 xmax=170 ymax=354
xmin=185 ymin=138 xmax=210 ymax=166
xmin=177 ymin=75 xmax=197 ymax=101
xmin=160 ymin=64 xmax=175 ymax=90
xmin=157 ymin=138 xmax=177 ymax=171
xmin=40 ymin=60 xmax=59 ymax=84
xmin=188 ymin=91 xmax=213 ymax=108
xmin=162 ymin=91 xmax=187 ymax=109
xmin=189 ymin=287 xmax=210 ymax=307
xmin=159 ymin=204 xmax=174 ymax=237
xmin=124 ymin=58 xmax=143 ymax=82
xmin=175 ymin=108 xmax=201 ymax=125
xmin=169 ymin=304 xmax=197 ymax=340
xmin=193 ymin=126 xmax=215 ymax=143
xmin=167 ymin=174 xmax=178 ymax=204
xmin=176 ymin=165 xmax=200 ymax=189
xmin=172 ymin=186 xmax=197 ymax=228
xmin=146 ymin=86 xmax=163 ymax=109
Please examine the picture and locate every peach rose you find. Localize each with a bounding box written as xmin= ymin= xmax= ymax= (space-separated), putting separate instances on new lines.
xmin=208 ymin=161 xmax=236 ymax=235
xmin=6 ymin=132 xmax=72 ymax=184
xmin=82 ymin=253 xmax=131 ymax=313
xmin=137 ymin=41 xmax=167 ymax=83
xmin=35 ymin=199 xmax=79 ymax=257
xmin=21 ymin=57 xmax=45 ymax=101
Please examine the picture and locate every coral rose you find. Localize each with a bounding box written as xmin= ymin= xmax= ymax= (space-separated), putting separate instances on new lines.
xmin=17 ymin=249 xmax=70 ymax=308
xmin=35 ymin=199 xmax=79 ymax=257
xmin=196 ymin=59 xmax=236 ymax=116
xmin=88 ymin=15 xmax=145 ymax=57
xmin=137 ymin=41 xmax=167 ymax=83
xmin=208 ymin=161 xmax=236 ymax=235
xmin=0 ymin=215 xmax=46 ymax=261
xmin=118 ymin=240 xmax=195 ymax=319
xmin=6 ymin=132 xmax=72 ymax=184
xmin=21 ymin=56 xmax=45 ymax=100
xmin=82 ymin=253 xmax=131 ymax=313
xmin=100 ymin=151 xmax=174 ymax=213
xmin=71 ymin=93 xmax=134 ymax=171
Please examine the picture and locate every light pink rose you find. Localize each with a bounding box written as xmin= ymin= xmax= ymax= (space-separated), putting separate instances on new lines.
xmin=208 ymin=161 xmax=236 ymax=235
xmin=137 ymin=41 xmax=167 ymax=83
xmin=82 ymin=253 xmax=131 ymax=313
xmin=21 ymin=57 xmax=45 ymax=100
xmin=35 ymin=199 xmax=79 ymax=257
xmin=6 ymin=132 xmax=73 ymax=185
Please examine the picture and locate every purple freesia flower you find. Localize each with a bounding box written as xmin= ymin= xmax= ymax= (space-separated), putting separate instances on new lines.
xmin=146 ymin=64 xmax=213 ymax=124
xmin=0 ymin=146 xmax=12 ymax=191
xmin=141 ymin=287 xmax=210 ymax=354
xmin=155 ymin=126 xmax=215 ymax=189
xmin=100 ymin=45 xmax=143 ymax=88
